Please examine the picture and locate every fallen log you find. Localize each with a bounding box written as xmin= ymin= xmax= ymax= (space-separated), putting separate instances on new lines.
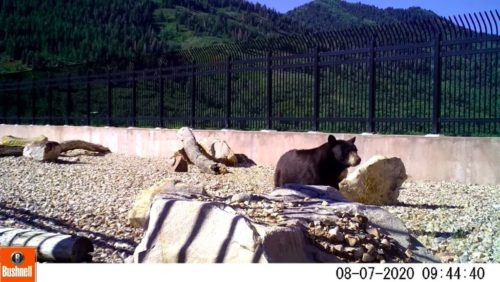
xmin=176 ymin=127 xmax=227 ymax=174
xmin=1 ymin=135 xmax=48 ymax=147
xmin=0 ymin=145 xmax=24 ymax=157
xmin=0 ymin=136 xmax=111 ymax=160
xmin=0 ymin=228 xmax=94 ymax=262
xmin=59 ymin=140 xmax=111 ymax=154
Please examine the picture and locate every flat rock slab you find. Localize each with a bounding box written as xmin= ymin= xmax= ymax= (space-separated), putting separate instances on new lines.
xmin=23 ymin=141 xmax=61 ymax=162
xmin=133 ymin=184 xmax=438 ymax=263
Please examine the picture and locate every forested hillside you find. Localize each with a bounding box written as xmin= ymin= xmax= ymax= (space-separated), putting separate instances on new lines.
xmin=0 ymin=0 xmax=438 ymax=74
xmin=286 ymin=0 xmax=437 ymax=32
xmin=0 ymin=0 xmax=307 ymax=73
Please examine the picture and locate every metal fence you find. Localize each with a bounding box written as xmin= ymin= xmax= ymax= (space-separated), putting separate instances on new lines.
xmin=1 ymin=11 xmax=499 ymax=136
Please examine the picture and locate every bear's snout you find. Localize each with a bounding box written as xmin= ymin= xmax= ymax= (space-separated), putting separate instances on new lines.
xmin=347 ymin=152 xmax=361 ymax=166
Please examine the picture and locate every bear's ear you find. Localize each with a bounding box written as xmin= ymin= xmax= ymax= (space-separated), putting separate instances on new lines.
xmin=347 ymin=137 xmax=356 ymax=144
xmin=328 ymin=135 xmax=336 ymax=144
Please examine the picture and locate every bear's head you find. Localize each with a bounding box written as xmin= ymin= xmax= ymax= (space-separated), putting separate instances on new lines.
xmin=327 ymin=135 xmax=361 ymax=167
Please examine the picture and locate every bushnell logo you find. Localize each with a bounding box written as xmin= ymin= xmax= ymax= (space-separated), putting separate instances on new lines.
xmin=10 ymin=252 xmax=24 ymax=265
xmin=0 ymin=246 xmax=36 ymax=282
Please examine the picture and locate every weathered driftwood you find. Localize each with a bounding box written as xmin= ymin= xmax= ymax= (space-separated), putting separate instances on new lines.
xmin=1 ymin=135 xmax=48 ymax=147
xmin=0 ymin=136 xmax=111 ymax=159
xmin=0 ymin=228 xmax=94 ymax=262
xmin=176 ymin=127 xmax=227 ymax=174
xmin=59 ymin=140 xmax=111 ymax=154
xmin=0 ymin=145 xmax=24 ymax=157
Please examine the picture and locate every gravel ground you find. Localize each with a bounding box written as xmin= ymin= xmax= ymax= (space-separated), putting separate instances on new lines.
xmin=0 ymin=152 xmax=498 ymax=263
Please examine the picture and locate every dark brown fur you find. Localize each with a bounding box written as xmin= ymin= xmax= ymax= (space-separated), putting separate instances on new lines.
xmin=274 ymin=135 xmax=361 ymax=189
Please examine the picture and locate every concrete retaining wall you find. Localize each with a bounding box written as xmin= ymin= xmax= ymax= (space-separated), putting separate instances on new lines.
xmin=1 ymin=124 xmax=498 ymax=185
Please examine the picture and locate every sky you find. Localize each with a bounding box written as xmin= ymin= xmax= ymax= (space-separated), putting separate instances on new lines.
xmin=248 ymin=0 xmax=499 ymax=17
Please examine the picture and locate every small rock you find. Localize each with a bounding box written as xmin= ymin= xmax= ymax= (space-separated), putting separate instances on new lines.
xmin=353 ymin=247 xmax=364 ymax=259
xmin=362 ymin=253 xmax=375 ymax=262
xmin=348 ymin=221 xmax=359 ymax=230
xmin=345 ymin=235 xmax=358 ymax=247
xmin=363 ymin=243 xmax=376 ymax=254
xmin=328 ymin=227 xmax=344 ymax=242
xmin=405 ymin=249 xmax=413 ymax=258
xmin=366 ymin=227 xmax=380 ymax=238
xmin=380 ymin=238 xmax=390 ymax=249
xmin=333 ymin=244 xmax=344 ymax=253
xmin=458 ymin=253 xmax=469 ymax=263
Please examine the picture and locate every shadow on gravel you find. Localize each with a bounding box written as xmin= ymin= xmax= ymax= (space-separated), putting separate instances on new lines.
xmin=53 ymin=159 xmax=88 ymax=165
xmin=395 ymin=203 xmax=463 ymax=209
xmin=409 ymin=229 xmax=471 ymax=239
xmin=0 ymin=203 xmax=136 ymax=256
xmin=60 ymin=151 xmax=108 ymax=157
xmin=235 ymin=154 xmax=257 ymax=168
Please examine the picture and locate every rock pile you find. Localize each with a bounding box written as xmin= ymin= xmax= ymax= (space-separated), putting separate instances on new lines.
xmin=131 ymin=184 xmax=438 ymax=263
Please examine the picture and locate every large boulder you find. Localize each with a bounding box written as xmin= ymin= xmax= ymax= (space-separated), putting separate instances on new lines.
xmin=1 ymin=135 xmax=48 ymax=147
xmin=128 ymin=179 xmax=175 ymax=228
xmin=132 ymin=184 xmax=437 ymax=263
xmin=23 ymin=141 xmax=61 ymax=162
xmin=339 ymin=156 xmax=407 ymax=205
xmin=198 ymin=138 xmax=238 ymax=166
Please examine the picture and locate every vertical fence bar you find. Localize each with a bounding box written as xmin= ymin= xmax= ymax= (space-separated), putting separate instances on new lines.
xmin=31 ymin=80 xmax=36 ymax=125
xmin=432 ymin=33 xmax=442 ymax=134
xmin=159 ymin=67 xmax=165 ymax=128
xmin=266 ymin=50 xmax=273 ymax=129
xmin=1 ymin=87 xmax=5 ymax=123
xmin=132 ymin=71 xmax=137 ymax=127
xmin=48 ymin=75 xmax=53 ymax=125
xmin=15 ymin=84 xmax=20 ymax=124
xmin=313 ymin=46 xmax=320 ymax=131
xmin=367 ymin=38 xmax=376 ymax=132
xmin=190 ymin=62 xmax=196 ymax=128
xmin=65 ymin=74 xmax=71 ymax=125
xmin=107 ymin=71 xmax=112 ymax=126
xmin=86 ymin=73 xmax=91 ymax=126
xmin=225 ymin=56 xmax=232 ymax=128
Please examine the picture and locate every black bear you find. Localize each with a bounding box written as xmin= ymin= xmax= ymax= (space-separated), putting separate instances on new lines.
xmin=274 ymin=135 xmax=361 ymax=189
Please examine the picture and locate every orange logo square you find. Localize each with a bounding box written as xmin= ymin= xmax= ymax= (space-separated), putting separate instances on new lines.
xmin=0 ymin=247 xmax=36 ymax=282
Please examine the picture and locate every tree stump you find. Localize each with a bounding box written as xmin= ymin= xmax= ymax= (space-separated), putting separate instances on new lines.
xmin=176 ymin=127 xmax=227 ymax=174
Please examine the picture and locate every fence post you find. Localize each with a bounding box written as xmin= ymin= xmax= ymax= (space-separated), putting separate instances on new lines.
xmin=225 ymin=56 xmax=232 ymax=128
xmin=190 ymin=62 xmax=196 ymax=128
xmin=31 ymin=80 xmax=36 ymax=125
xmin=266 ymin=50 xmax=273 ymax=129
xmin=107 ymin=71 xmax=112 ymax=126
xmin=16 ymin=84 xmax=20 ymax=124
xmin=367 ymin=38 xmax=376 ymax=133
xmin=1 ymin=87 xmax=5 ymax=123
xmin=132 ymin=71 xmax=137 ymax=127
xmin=313 ymin=46 xmax=320 ymax=131
xmin=65 ymin=74 xmax=71 ymax=125
xmin=159 ymin=66 xmax=165 ymax=128
xmin=48 ymin=75 xmax=53 ymax=125
xmin=86 ymin=72 xmax=91 ymax=126
xmin=432 ymin=33 xmax=442 ymax=134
